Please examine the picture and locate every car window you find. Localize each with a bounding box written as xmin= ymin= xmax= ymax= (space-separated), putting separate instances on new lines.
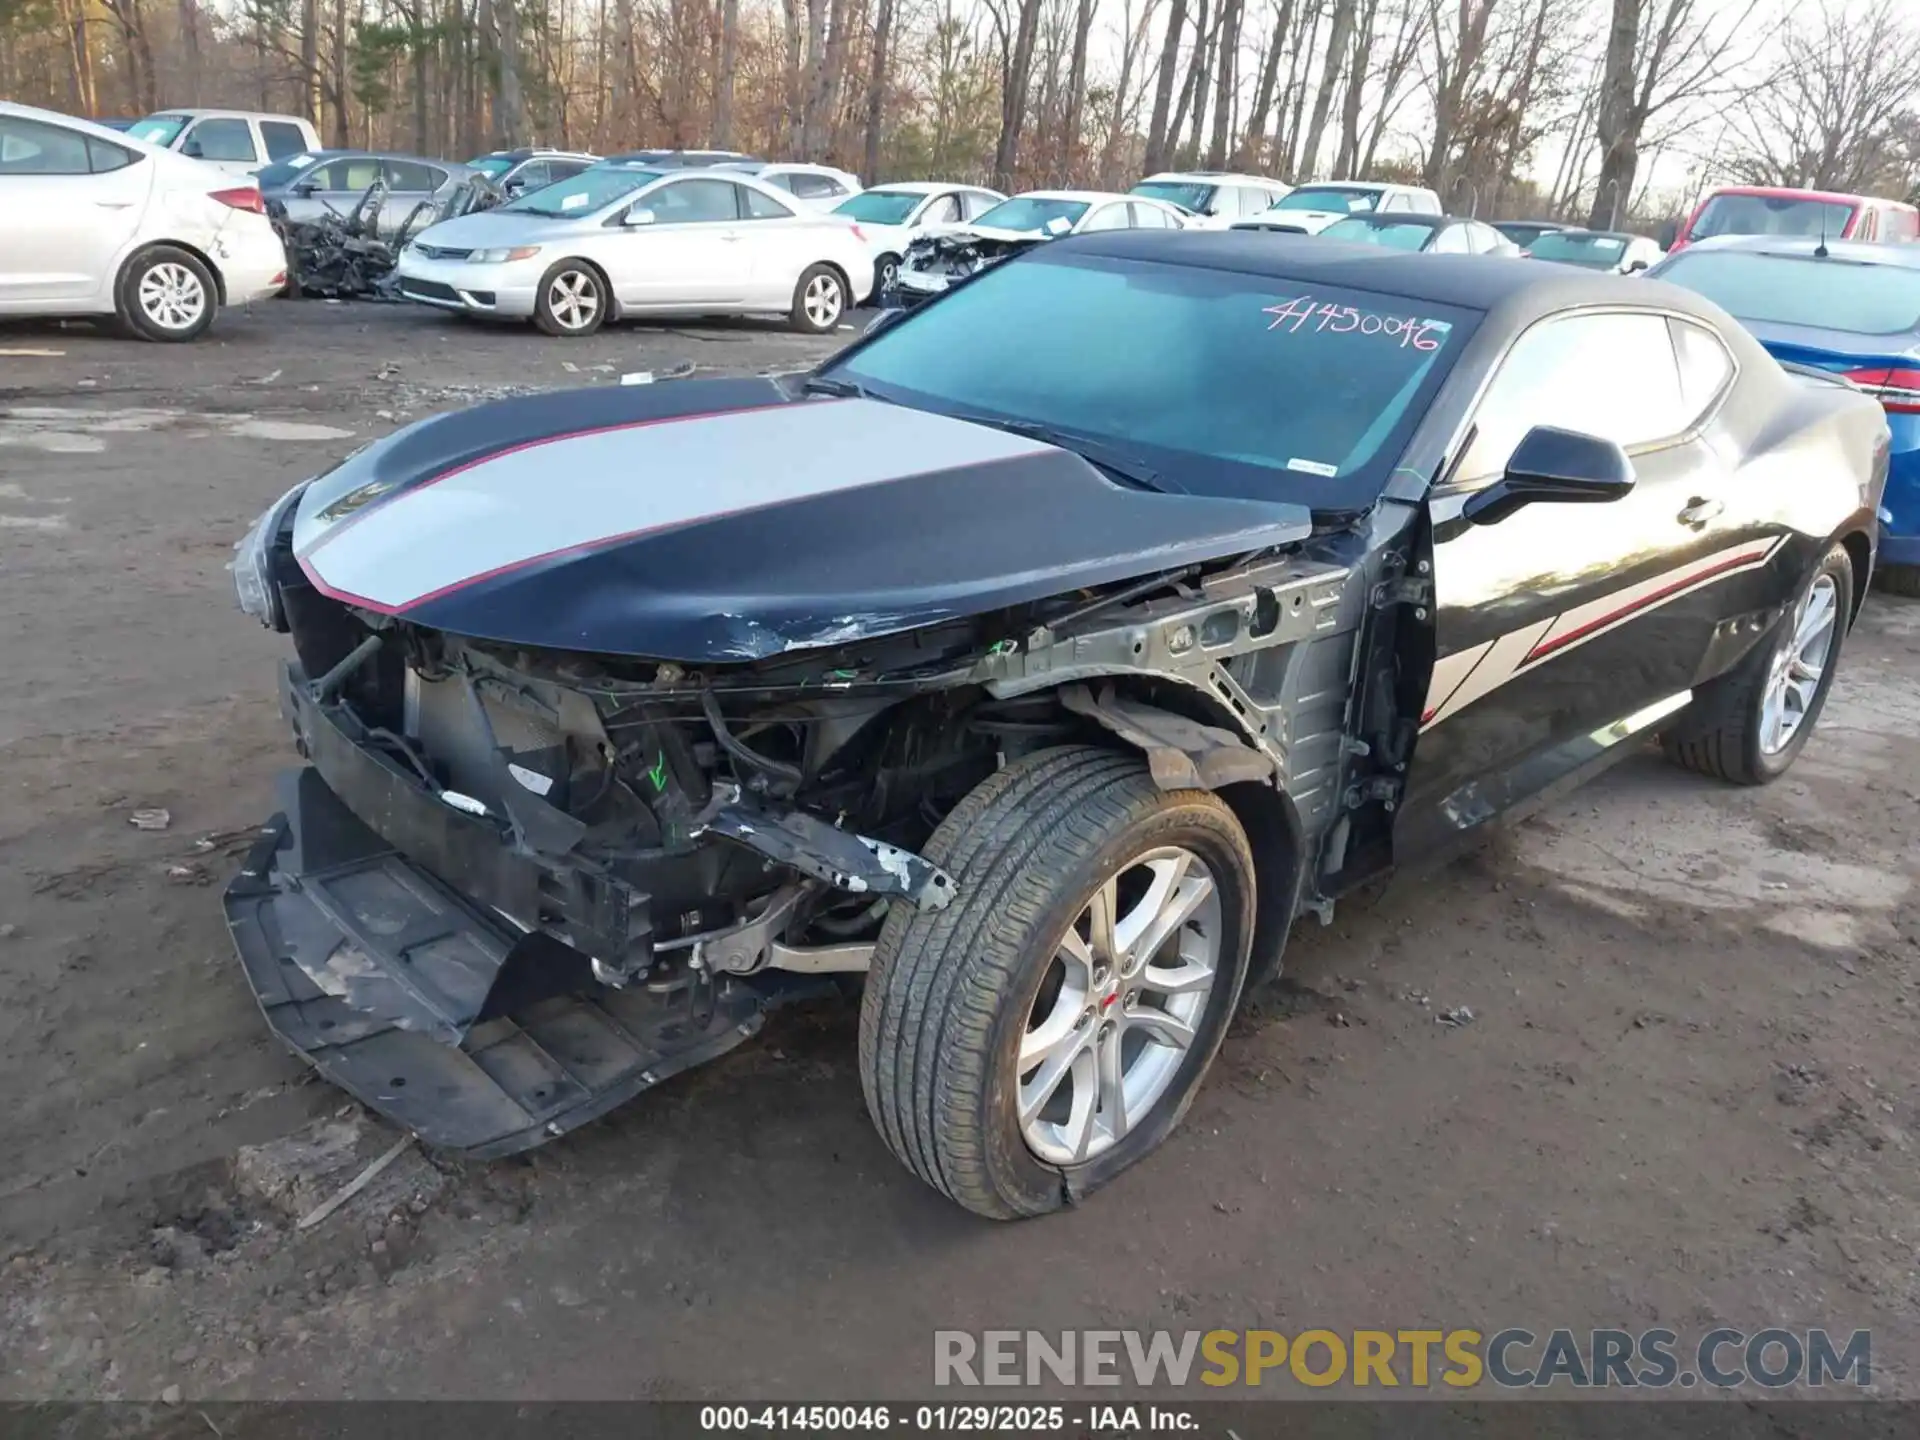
xmin=1379 ymin=193 xmax=1409 ymax=214
xmin=1456 ymin=312 xmax=1691 ymax=483
xmin=260 ymin=121 xmax=308 ymax=160
xmin=1669 ymin=319 xmax=1734 ymax=414
xmin=386 ymin=160 xmax=443 ymax=193
xmin=1655 ymin=250 xmax=1920 ymax=335
xmin=1689 ymin=193 xmax=1855 ymax=242
xmin=313 ymin=157 xmax=383 ymax=191
xmin=550 ymin=159 xmax=590 ymax=182
xmin=1468 ymin=223 xmax=1506 ymax=254
xmin=1325 ymin=218 xmax=1438 ymax=251
xmin=961 ymin=191 xmax=1000 ymax=219
xmin=742 ymin=184 xmax=794 ymax=219
xmin=763 ymin=173 xmax=796 ymax=193
xmin=86 ymin=135 xmax=134 ymax=173
xmin=506 ymin=163 xmax=660 ymax=216
xmin=1130 ymin=180 xmax=1215 ymax=212
xmin=789 ymin=172 xmax=844 ymax=199
xmin=125 ymin=114 xmax=190 ymax=147
xmin=0 ymin=116 xmax=92 ymax=174
xmin=1430 ymin=224 xmax=1471 ymax=254
xmin=184 ymin=117 xmax=257 ymax=162
xmin=1079 ymin=203 xmax=1133 ymax=233
xmin=829 ymin=254 xmax=1475 ymax=509
xmin=920 ymin=193 xmax=962 ymax=225
xmin=650 ymin=178 xmax=743 ymax=222
xmin=1128 ymin=202 xmax=1172 ymax=229
xmin=511 ymin=160 xmax=549 ymax=189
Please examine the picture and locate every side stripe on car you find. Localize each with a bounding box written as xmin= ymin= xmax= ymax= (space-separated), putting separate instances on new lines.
xmin=1420 ymin=535 xmax=1784 ymax=730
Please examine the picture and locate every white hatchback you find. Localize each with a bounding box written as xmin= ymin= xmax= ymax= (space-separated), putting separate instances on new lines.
xmin=0 ymin=101 xmax=288 ymax=341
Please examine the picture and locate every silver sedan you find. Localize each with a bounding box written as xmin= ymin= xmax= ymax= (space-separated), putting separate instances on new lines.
xmin=393 ymin=163 xmax=875 ymax=336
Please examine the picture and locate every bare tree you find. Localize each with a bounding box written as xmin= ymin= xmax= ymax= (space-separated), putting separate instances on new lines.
xmin=1725 ymin=0 xmax=1920 ymax=195
xmin=1587 ymin=0 xmax=1764 ymax=230
xmin=1299 ymin=0 xmax=1357 ymax=181
xmin=1141 ymin=0 xmax=1188 ymax=173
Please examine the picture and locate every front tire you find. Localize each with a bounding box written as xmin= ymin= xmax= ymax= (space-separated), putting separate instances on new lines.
xmin=1664 ymin=541 xmax=1852 ymax=784
xmin=790 ymin=263 xmax=848 ymax=334
xmin=874 ymin=254 xmax=900 ymax=295
xmin=859 ymin=747 xmax=1256 ymax=1220
xmin=533 ymin=260 xmax=606 ymax=337
xmin=117 ymin=246 xmax=217 ymax=342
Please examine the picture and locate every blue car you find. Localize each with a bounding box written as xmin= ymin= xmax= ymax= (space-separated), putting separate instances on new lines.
xmin=1651 ymin=235 xmax=1920 ymax=593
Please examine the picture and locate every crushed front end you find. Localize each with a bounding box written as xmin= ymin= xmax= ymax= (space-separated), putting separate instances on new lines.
xmin=224 ymin=546 xmax=990 ymax=1158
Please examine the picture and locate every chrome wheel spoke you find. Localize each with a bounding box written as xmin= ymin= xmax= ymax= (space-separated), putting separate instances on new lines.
xmin=1018 ymin=845 xmax=1222 ymax=1166
xmin=1759 ymin=573 xmax=1838 ymax=756
xmin=1125 ymin=1005 xmax=1196 ymax=1051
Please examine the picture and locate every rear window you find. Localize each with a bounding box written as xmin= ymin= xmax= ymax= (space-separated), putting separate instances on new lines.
xmin=835 ymin=190 xmax=922 ymax=223
xmin=827 ymin=252 xmax=1477 ymax=509
xmin=1323 ymin=218 xmax=1437 ymax=250
xmin=1688 ymin=193 xmax=1855 ymax=242
xmin=1130 ymin=181 xmax=1215 ymax=212
xmin=126 ymin=114 xmax=189 ymax=147
xmin=1656 ymin=250 xmax=1920 ymax=336
xmin=1273 ymin=185 xmax=1382 ymax=215
xmin=1527 ymin=232 xmax=1630 ymax=267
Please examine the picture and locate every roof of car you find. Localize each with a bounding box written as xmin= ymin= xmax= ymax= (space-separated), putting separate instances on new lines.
xmin=1050 ymin=229 xmax=1734 ymax=322
xmin=1017 ymin=189 xmax=1134 ymax=204
xmin=1141 ymin=171 xmax=1288 ymax=187
xmin=1541 ymin=227 xmax=1643 ymax=243
xmin=1695 ymin=184 xmax=1915 ymax=211
xmin=1672 ymin=234 xmax=1920 ymax=267
xmin=863 ymin=180 xmax=995 ymax=195
xmin=141 ymin=107 xmax=310 ymax=122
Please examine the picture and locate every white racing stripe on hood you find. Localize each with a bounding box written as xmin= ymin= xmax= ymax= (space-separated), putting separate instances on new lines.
xmin=300 ymin=398 xmax=1048 ymax=610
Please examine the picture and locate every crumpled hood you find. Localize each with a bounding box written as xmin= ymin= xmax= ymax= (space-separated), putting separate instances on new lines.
xmin=919 ymin=223 xmax=1051 ymax=247
xmin=291 ymin=378 xmax=1311 ymax=662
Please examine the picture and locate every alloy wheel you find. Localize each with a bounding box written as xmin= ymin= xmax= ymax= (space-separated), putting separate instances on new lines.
xmin=548 ymin=271 xmax=600 ymax=331
xmin=1760 ymin=573 xmax=1838 ymax=755
xmin=804 ymin=272 xmax=843 ymax=329
xmin=138 ymin=262 xmax=207 ymax=332
xmin=1018 ymin=846 xmax=1220 ymax=1165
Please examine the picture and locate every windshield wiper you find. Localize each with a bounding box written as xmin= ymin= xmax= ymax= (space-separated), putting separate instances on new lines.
xmin=802 ymin=375 xmax=873 ymax=399
xmin=977 ymin=419 xmax=1178 ymax=494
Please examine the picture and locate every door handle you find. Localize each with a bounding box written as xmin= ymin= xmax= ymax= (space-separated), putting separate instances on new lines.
xmin=1677 ymin=497 xmax=1723 ymax=528
xmin=94 ymin=200 xmax=134 ymax=209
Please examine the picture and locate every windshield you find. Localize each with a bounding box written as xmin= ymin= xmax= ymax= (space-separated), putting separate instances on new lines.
xmin=1689 ymin=194 xmax=1856 ymax=242
xmin=468 ymin=155 xmax=516 ymax=178
xmin=126 ymin=114 xmax=190 ymax=147
xmin=1527 ymin=232 xmax=1630 ymax=267
xmin=1273 ymin=185 xmax=1382 ymax=215
xmin=504 ymin=165 xmax=661 ymax=217
xmin=824 ymin=252 xmax=1475 ymax=509
xmin=834 ymin=190 xmax=923 ymax=224
xmin=1323 ymin=218 xmax=1437 ymax=250
xmin=971 ymin=196 xmax=1090 ymax=233
xmin=1131 ymin=181 xmax=1214 ymax=212
xmin=256 ymin=152 xmax=327 ymax=188
xmin=1656 ymin=251 xmax=1920 ymax=336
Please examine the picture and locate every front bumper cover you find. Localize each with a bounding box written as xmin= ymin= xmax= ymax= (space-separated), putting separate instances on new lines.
xmin=225 ymin=769 xmax=780 ymax=1157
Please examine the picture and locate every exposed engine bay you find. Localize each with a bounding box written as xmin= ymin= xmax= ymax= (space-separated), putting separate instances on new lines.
xmin=893 ymin=231 xmax=1046 ymax=299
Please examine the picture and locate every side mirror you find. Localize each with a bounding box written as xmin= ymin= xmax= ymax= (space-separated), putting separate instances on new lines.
xmin=182 ymin=138 xmax=204 ymax=158
xmin=289 ymin=180 xmax=317 ymax=197
xmin=1627 ymin=258 xmax=1650 ymax=273
xmin=503 ymin=179 xmax=526 ymax=197
xmin=622 ymin=204 xmax=657 ymax=227
xmin=1656 ymin=219 xmax=1679 ymax=250
xmin=1462 ymin=426 xmax=1636 ymax=527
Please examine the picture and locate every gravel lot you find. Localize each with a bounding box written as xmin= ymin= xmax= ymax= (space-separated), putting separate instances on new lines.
xmin=2 ymin=301 xmax=1918 ymax=1402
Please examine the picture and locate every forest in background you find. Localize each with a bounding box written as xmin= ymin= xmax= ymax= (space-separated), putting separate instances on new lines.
xmin=3 ymin=0 xmax=1919 ymax=227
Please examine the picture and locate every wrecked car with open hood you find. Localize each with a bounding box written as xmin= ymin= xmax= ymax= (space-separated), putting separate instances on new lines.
xmin=226 ymin=231 xmax=1886 ymax=1219
xmin=886 ymin=189 xmax=1185 ymax=307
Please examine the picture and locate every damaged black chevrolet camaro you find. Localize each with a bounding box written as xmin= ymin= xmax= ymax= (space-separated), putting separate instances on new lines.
xmin=226 ymin=232 xmax=1888 ymax=1219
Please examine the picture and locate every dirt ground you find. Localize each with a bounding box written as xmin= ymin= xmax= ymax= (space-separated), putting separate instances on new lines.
xmin=2 ymin=301 xmax=1918 ymax=1404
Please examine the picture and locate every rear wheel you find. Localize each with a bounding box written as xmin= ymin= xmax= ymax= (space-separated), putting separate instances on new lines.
xmin=533 ymin=260 xmax=606 ymax=337
xmin=858 ymin=747 xmax=1255 ymax=1220
xmin=1663 ymin=541 xmax=1852 ymax=784
xmin=790 ymin=264 xmax=848 ymax=334
xmin=117 ymin=246 xmax=216 ymax=342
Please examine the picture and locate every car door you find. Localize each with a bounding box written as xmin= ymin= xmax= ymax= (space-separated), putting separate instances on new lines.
xmin=289 ymin=155 xmax=383 ymax=223
xmin=178 ymin=116 xmax=260 ymax=176
xmin=0 ymin=115 xmax=150 ymax=307
xmin=613 ymin=176 xmax=753 ymax=307
xmin=382 ymin=160 xmax=445 ymax=233
xmin=911 ymin=190 xmax=964 ymax=235
xmin=1077 ymin=202 xmax=1135 ymax=234
xmin=503 ymin=158 xmax=549 ymax=201
xmin=1397 ymin=308 xmax=1762 ymax=857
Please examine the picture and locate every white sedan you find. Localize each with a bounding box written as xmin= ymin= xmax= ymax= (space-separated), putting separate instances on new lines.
xmin=0 ymin=100 xmax=288 ymax=341
xmin=394 ymin=163 xmax=875 ymax=336
xmin=891 ymin=190 xmax=1187 ymax=304
xmin=830 ymin=181 xmax=1006 ymax=292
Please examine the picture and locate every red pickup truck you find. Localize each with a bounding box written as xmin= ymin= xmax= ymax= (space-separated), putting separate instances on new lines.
xmin=1665 ymin=185 xmax=1920 ymax=252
